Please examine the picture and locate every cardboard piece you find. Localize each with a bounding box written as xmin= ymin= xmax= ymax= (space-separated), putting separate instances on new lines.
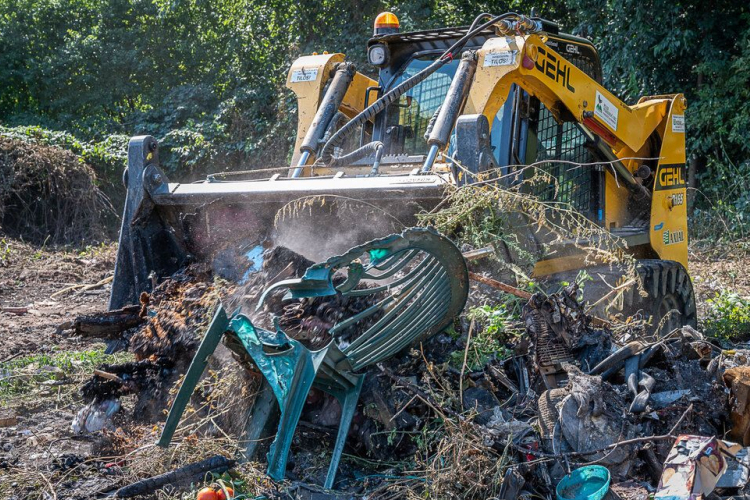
xmin=654 ymin=435 xmax=740 ymax=500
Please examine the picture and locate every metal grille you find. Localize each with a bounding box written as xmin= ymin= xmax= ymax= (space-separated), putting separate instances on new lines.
xmin=530 ymin=105 xmax=595 ymax=215
xmin=566 ymin=54 xmax=597 ymax=81
xmin=528 ymin=307 xmax=575 ymax=369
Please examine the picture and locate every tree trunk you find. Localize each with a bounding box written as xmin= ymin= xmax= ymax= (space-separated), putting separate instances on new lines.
xmin=688 ymin=154 xmax=705 ymax=218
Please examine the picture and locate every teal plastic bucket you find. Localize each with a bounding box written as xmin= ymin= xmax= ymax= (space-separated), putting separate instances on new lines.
xmin=555 ymin=465 xmax=611 ymax=500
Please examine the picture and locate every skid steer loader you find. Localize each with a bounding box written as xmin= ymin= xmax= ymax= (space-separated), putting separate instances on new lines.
xmin=110 ymin=12 xmax=696 ymax=333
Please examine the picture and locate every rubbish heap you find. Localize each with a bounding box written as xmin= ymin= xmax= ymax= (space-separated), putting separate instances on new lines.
xmin=70 ymin=228 xmax=750 ymax=500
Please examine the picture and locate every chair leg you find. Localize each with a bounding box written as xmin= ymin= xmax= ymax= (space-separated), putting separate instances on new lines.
xmin=265 ymin=353 xmax=322 ymax=481
xmin=324 ymin=373 xmax=365 ymax=489
xmin=243 ymin=379 xmax=278 ymax=461
xmin=231 ymin=315 xmax=330 ymax=482
xmin=157 ymin=305 xmax=228 ymax=447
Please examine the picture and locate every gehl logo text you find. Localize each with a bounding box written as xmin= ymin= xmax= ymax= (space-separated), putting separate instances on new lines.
xmin=655 ymin=164 xmax=687 ymax=191
xmin=534 ymin=47 xmax=575 ymax=92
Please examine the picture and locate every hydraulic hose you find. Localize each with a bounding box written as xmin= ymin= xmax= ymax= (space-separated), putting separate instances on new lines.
xmin=318 ymin=57 xmax=447 ymax=164
xmin=329 ymin=141 xmax=384 ymax=168
xmin=317 ymin=12 xmax=522 ymax=166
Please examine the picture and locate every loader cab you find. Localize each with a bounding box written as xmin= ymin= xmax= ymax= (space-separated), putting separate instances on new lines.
xmin=366 ymin=21 xmax=607 ymax=222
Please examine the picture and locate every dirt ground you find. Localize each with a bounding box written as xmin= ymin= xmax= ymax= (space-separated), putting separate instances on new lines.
xmin=0 ymin=235 xmax=748 ymax=499
xmin=691 ymin=242 xmax=750 ymax=312
xmin=0 ymin=239 xmax=116 ymax=361
xmin=0 ymin=239 xmax=122 ymax=499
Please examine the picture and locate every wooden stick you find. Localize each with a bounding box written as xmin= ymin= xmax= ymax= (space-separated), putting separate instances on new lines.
xmin=586 ymin=278 xmax=637 ymax=311
xmin=468 ymin=272 xmax=532 ymax=300
xmin=462 ymin=247 xmax=495 ymax=261
xmin=1 ymin=307 xmax=27 ymax=315
xmin=51 ymin=275 xmax=113 ymax=298
xmin=93 ymin=369 xmax=126 ymax=385
xmin=0 ymin=352 xmax=24 ymax=363
xmin=459 ymin=319 xmax=476 ymax=411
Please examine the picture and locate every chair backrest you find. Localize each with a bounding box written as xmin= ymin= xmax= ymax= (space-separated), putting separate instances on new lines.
xmin=257 ymin=227 xmax=469 ymax=370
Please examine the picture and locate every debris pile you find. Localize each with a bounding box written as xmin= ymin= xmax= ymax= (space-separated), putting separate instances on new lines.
xmin=0 ymin=137 xmax=112 ymax=244
xmin=73 ymin=265 xmax=232 ymax=431
xmin=66 ymin=239 xmax=750 ymax=500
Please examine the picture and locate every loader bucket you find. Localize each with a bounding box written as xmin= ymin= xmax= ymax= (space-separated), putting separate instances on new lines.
xmin=109 ymin=136 xmax=451 ymax=310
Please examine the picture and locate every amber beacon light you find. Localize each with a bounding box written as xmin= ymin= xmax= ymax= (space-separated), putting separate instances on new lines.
xmin=374 ymin=12 xmax=400 ymax=35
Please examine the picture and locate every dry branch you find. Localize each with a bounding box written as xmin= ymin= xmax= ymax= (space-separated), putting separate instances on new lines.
xmin=469 ymin=272 xmax=532 ymax=299
xmin=51 ymin=275 xmax=113 ymax=298
xmin=71 ymin=304 xmax=143 ymax=338
xmin=1 ymin=307 xmax=27 ymax=315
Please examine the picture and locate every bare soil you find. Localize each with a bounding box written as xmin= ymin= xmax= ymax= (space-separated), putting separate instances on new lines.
xmin=0 ymin=239 xmax=116 ymax=361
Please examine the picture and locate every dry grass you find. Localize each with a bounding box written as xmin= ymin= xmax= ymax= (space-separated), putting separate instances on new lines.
xmin=422 ymin=160 xmax=638 ymax=278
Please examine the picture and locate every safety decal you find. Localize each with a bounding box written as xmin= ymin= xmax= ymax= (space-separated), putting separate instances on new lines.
xmin=290 ymin=68 xmax=319 ymax=83
xmin=663 ymin=229 xmax=685 ymax=246
xmin=594 ymin=91 xmax=619 ymax=131
xmin=672 ymin=114 xmax=685 ymax=133
xmin=484 ymin=51 xmax=517 ymax=67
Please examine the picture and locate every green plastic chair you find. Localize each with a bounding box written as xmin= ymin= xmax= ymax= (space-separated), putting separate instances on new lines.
xmin=157 ymin=227 xmax=468 ymax=488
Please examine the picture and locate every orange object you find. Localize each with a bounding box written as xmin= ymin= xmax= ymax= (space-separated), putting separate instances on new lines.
xmin=196 ymin=487 xmax=218 ymax=500
xmin=374 ymin=12 xmax=399 ymax=29
xmin=374 ymin=12 xmax=399 ymax=34
xmin=217 ymin=487 xmax=234 ymax=500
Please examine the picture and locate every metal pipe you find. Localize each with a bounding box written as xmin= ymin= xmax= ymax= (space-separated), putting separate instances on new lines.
xmin=291 ymin=151 xmax=311 ymax=178
xmin=421 ymin=144 xmax=440 ymax=173
xmin=370 ymin=143 xmax=385 ymax=176
xmin=421 ymin=51 xmax=477 ymax=173
xmin=291 ymin=62 xmax=356 ymax=178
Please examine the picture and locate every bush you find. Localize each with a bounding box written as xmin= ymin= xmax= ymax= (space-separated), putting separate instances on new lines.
xmin=0 ymin=137 xmax=114 ymax=244
xmin=703 ymin=290 xmax=750 ymax=340
xmin=0 ymin=125 xmax=128 ymax=207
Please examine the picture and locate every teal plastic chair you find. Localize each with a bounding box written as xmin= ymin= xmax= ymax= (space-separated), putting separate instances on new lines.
xmin=157 ymin=227 xmax=468 ymax=488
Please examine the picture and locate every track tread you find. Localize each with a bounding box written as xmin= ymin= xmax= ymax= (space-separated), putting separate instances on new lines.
xmin=634 ymin=259 xmax=697 ymax=332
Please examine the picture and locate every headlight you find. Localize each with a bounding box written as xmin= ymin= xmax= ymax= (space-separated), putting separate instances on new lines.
xmin=368 ymin=44 xmax=389 ymax=66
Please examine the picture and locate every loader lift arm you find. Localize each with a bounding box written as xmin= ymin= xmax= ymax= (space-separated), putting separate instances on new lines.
xmin=454 ymin=32 xmax=688 ymax=266
xmin=463 ymin=33 xmax=685 ymax=190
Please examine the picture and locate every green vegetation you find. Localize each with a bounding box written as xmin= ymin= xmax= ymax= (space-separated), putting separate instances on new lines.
xmin=452 ymin=297 xmax=527 ymax=371
xmin=0 ymin=0 xmax=747 ymax=232
xmin=703 ymin=290 xmax=750 ymax=341
xmin=0 ymin=238 xmax=11 ymax=266
xmin=453 ymin=304 xmax=519 ymax=370
xmin=0 ymin=346 xmax=133 ymax=403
